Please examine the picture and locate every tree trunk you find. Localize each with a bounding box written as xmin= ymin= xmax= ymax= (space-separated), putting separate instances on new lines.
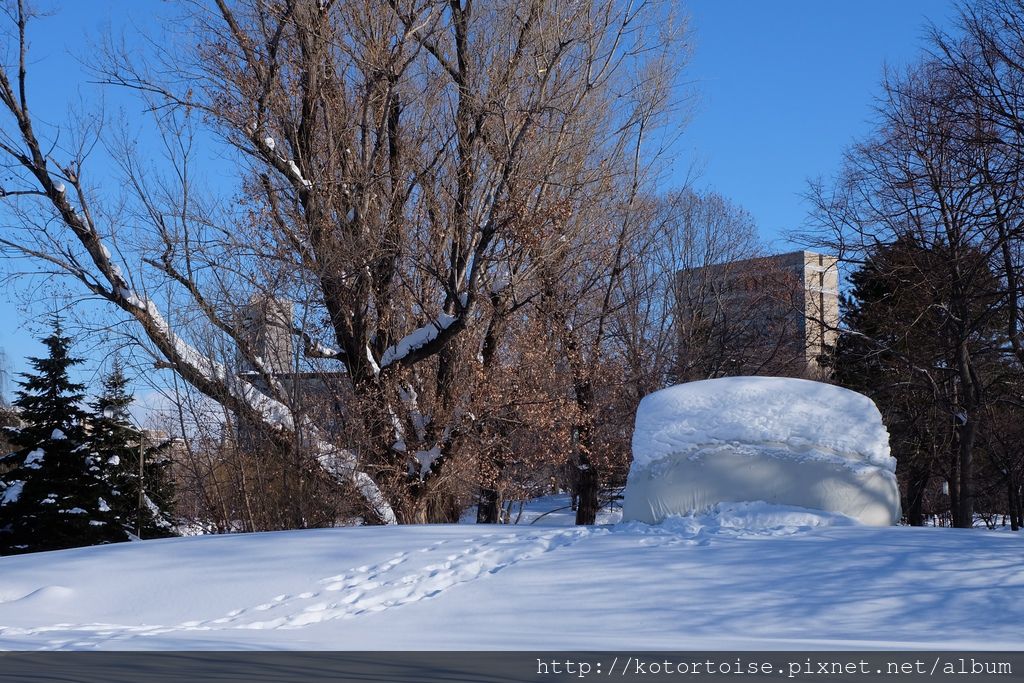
xmin=947 ymin=465 xmax=960 ymax=528
xmin=571 ymin=376 xmax=600 ymax=526
xmin=574 ymin=462 xmax=600 ymax=525
xmin=954 ymin=419 xmax=976 ymax=529
xmin=905 ymin=465 xmax=930 ymax=527
xmin=477 ymin=487 xmax=501 ymax=524
xmin=1016 ymin=480 xmax=1024 ymax=531
xmin=1008 ymin=471 xmax=1021 ymax=532
xmin=400 ymin=463 xmax=464 ymax=524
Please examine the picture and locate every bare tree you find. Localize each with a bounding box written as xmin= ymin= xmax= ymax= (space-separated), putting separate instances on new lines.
xmin=656 ymin=191 xmax=818 ymax=381
xmin=807 ymin=57 xmax=1009 ymax=528
xmin=930 ymin=0 xmax=1024 ymax=387
xmin=528 ymin=46 xmax=691 ymax=524
xmin=0 ymin=0 xmax=689 ymax=524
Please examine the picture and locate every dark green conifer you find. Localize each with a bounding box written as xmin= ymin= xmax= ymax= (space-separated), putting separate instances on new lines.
xmin=88 ymin=360 xmax=177 ymax=538
xmin=0 ymin=319 xmax=128 ymax=554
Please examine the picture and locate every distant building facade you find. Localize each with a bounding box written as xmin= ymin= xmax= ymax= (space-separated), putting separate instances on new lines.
xmin=675 ymin=250 xmax=839 ymax=380
xmin=236 ymin=296 xmax=337 ymax=448
xmin=239 ymin=296 xmax=296 ymax=377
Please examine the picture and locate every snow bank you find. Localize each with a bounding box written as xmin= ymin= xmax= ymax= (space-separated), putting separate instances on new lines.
xmin=1 ymin=506 xmax=1022 ymax=650
xmin=622 ymin=377 xmax=900 ymax=526
xmin=661 ymin=501 xmax=858 ymax=535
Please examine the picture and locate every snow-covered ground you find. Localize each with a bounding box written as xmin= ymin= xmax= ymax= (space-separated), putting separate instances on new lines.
xmin=1 ymin=497 xmax=1022 ymax=651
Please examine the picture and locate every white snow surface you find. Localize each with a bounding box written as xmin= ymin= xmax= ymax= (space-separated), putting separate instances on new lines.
xmin=1 ymin=497 xmax=1022 ymax=651
xmin=630 ymin=377 xmax=893 ymax=471
xmin=380 ymin=312 xmax=458 ymax=368
xmin=24 ymin=449 xmax=44 ymax=470
xmin=0 ymin=481 xmax=23 ymax=506
xmin=624 ymin=378 xmax=899 ymax=526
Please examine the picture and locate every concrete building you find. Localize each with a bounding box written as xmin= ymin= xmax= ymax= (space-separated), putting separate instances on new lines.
xmin=675 ymin=250 xmax=839 ymax=379
xmin=235 ymin=296 xmax=338 ymax=449
xmin=239 ymin=296 xmax=296 ymax=377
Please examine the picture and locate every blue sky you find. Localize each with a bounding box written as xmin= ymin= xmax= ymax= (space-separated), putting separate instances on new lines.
xmin=0 ymin=0 xmax=178 ymax=394
xmin=0 ymin=0 xmax=959 ymax=395
xmin=682 ymin=0 xmax=958 ymax=245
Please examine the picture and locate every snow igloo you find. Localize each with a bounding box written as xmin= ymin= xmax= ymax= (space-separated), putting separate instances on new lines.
xmin=621 ymin=377 xmax=901 ymax=526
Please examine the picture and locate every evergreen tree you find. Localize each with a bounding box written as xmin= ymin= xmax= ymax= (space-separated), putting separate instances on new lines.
xmin=832 ymin=237 xmax=1007 ymax=525
xmin=0 ymin=319 xmax=129 ymax=554
xmin=831 ymin=239 xmax=943 ymax=526
xmin=88 ymin=360 xmax=177 ymax=538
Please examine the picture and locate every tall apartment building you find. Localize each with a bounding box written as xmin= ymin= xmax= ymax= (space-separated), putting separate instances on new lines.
xmin=675 ymin=250 xmax=839 ymax=379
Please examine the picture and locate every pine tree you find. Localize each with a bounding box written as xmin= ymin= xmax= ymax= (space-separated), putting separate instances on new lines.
xmin=832 ymin=237 xmax=1007 ymax=526
xmin=0 ymin=319 xmax=129 ymax=554
xmin=88 ymin=360 xmax=177 ymax=538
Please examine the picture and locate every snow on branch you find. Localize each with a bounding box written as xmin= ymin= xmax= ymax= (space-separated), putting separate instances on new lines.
xmin=0 ymin=52 xmax=396 ymax=523
xmin=398 ymin=384 xmax=428 ymax=443
xmin=379 ymin=294 xmax=468 ymax=371
xmin=1 ymin=480 xmax=23 ymax=505
xmin=126 ymin=293 xmax=299 ymax=431
xmin=379 ymin=312 xmax=457 ymax=368
xmin=253 ymin=133 xmax=312 ymax=191
xmin=7 ymin=150 xmax=392 ymax=523
xmin=299 ymin=332 xmax=344 ymax=361
xmin=123 ymin=293 xmax=397 ymax=522
xmin=413 ymin=446 xmax=442 ymax=480
xmin=317 ymin=443 xmax=398 ymax=524
xmin=353 ymin=472 xmax=399 ymax=524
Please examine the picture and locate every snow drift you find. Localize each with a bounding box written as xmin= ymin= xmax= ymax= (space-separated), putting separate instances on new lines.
xmin=622 ymin=377 xmax=901 ymax=526
xmin=2 ymin=498 xmax=1024 ymax=650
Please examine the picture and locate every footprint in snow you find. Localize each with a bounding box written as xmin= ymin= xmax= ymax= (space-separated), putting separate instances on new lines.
xmin=194 ymin=527 xmax=600 ymax=631
xmin=12 ymin=527 xmax=604 ymax=643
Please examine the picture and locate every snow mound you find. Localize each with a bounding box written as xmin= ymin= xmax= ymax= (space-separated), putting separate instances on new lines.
xmin=10 ymin=585 xmax=74 ymax=605
xmin=667 ymin=501 xmax=857 ymax=535
xmin=623 ymin=377 xmax=900 ymax=526
xmin=630 ymin=377 xmax=893 ymax=470
xmin=618 ymin=502 xmax=856 ymax=540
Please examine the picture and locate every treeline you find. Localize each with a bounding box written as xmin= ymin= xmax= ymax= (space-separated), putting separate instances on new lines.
xmin=1 ymin=0 xmax=1020 ymax=538
xmin=158 ymin=188 xmax=766 ymax=532
xmin=0 ymin=0 xmax=727 ymax=528
xmin=0 ymin=321 xmax=176 ymax=555
xmin=814 ymin=0 xmax=1024 ymax=529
